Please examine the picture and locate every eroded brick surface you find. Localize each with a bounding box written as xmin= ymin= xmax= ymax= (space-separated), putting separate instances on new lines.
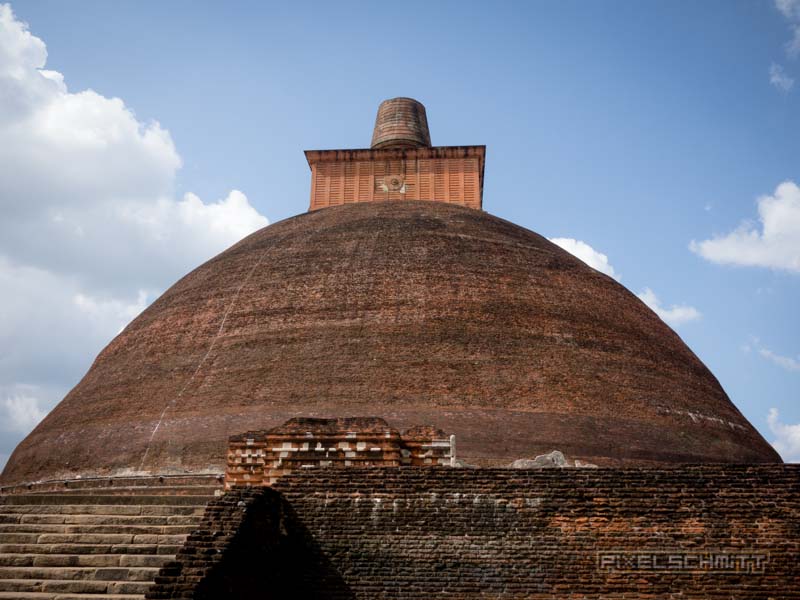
xmin=3 ymin=202 xmax=780 ymax=485
xmin=225 ymin=417 xmax=453 ymax=487
xmin=148 ymin=465 xmax=800 ymax=599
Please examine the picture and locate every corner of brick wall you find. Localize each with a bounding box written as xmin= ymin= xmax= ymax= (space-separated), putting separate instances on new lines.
xmin=145 ymin=488 xmax=278 ymax=599
xmin=145 ymin=486 xmax=355 ymax=600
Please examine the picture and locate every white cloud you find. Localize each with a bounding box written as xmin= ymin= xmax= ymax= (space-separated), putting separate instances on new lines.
xmin=690 ymin=181 xmax=800 ymax=273
xmin=74 ymin=289 xmax=150 ymax=335
xmin=2 ymin=390 xmax=47 ymax=433
xmin=636 ymin=288 xmax=701 ymax=327
xmin=776 ymin=0 xmax=800 ymax=20
xmin=775 ymin=1 xmax=800 ymax=58
xmin=0 ymin=4 xmax=269 ymax=466
xmin=753 ymin=341 xmax=800 ymax=372
xmin=551 ymin=238 xmax=699 ymax=328
xmin=742 ymin=337 xmax=800 ymax=372
xmin=789 ymin=27 xmax=800 ymax=57
xmin=770 ymin=63 xmax=795 ymax=91
xmin=0 ymin=4 xmax=269 ymax=294
xmin=767 ymin=408 xmax=800 ymax=462
xmin=548 ymin=237 xmax=619 ymax=280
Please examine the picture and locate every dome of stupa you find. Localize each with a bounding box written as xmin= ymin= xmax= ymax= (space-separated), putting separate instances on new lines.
xmin=1 ymin=199 xmax=779 ymax=485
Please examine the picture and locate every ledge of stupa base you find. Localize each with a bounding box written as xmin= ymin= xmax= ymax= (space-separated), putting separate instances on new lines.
xmin=0 ymin=471 xmax=224 ymax=496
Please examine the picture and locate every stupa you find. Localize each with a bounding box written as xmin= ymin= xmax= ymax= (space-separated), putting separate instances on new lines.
xmin=0 ymin=98 xmax=779 ymax=487
xmin=0 ymin=98 xmax=795 ymax=600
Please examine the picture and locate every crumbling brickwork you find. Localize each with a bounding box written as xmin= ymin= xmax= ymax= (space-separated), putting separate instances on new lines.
xmin=149 ymin=465 xmax=800 ymax=599
xmin=225 ymin=417 xmax=453 ymax=488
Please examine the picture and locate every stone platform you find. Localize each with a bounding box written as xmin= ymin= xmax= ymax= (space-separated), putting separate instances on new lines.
xmin=0 ymin=476 xmax=220 ymax=599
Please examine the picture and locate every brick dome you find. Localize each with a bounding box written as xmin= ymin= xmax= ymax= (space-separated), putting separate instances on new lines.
xmin=1 ymin=201 xmax=779 ymax=484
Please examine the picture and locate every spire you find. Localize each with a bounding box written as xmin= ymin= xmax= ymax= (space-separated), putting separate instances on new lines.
xmin=305 ymin=97 xmax=484 ymax=211
xmin=370 ymin=97 xmax=431 ymax=149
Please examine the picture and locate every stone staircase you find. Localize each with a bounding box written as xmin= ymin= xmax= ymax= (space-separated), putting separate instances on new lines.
xmin=0 ymin=476 xmax=221 ymax=599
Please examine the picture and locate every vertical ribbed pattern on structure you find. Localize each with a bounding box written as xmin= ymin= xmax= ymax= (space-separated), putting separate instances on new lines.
xmin=371 ymin=98 xmax=431 ymax=149
xmin=309 ymin=152 xmax=483 ymax=210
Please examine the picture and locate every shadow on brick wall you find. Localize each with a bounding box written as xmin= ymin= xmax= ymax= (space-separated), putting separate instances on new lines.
xmin=148 ymin=488 xmax=354 ymax=600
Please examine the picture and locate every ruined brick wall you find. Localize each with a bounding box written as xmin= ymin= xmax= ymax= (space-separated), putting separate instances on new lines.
xmin=225 ymin=418 xmax=453 ymax=488
xmin=225 ymin=425 xmax=406 ymax=488
xmin=150 ymin=465 xmax=800 ymax=599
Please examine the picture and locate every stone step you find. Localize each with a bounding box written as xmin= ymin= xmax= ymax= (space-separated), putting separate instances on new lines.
xmin=0 ymin=489 xmax=209 ymax=599
xmin=7 ymin=514 xmax=201 ymax=525
xmin=0 ymin=554 xmax=174 ymax=568
xmin=0 ymin=555 xmax=115 ymax=568
xmin=0 ymin=523 xmax=198 ymax=535
xmin=0 ymin=505 xmax=206 ymax=516
xmin=0 ymin=495 xmax=212 ymax=507
xmin=0 ymin=578 xmax=151 ymax=594
xmin=0 ymin=474 xmax=222 ymax=496
xmin=31 ymin=487 xmax=218 ymax=497
xmin=1 ymin=533 xmax=39 ymax=544
xmin=0 ymin=579 xmax=153 ymax=594
xmin=1 ymin=474 xmax=221 ymax=493
xmin=0 ymin=534 xmax=172 ymax=547
xmin=0 ymin=593 xmax=143 ymax=599
xmin=0 ymin=566 xmax=158 ymax=581
xmin=31 ymin=534 xmax=189 ymax=546
xmin=0 ymin=544 xmax=182 ymax=556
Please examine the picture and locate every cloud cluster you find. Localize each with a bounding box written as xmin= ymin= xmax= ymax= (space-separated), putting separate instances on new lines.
xmin=767 ymin=408 xmax=800 ymax=462
xmin=777 ymin=0 xmax=800 ymax=20
xmin=2 ymin=389 xmax=47 ymax=433
xmin=0 ymin=5 xmax=268 ymax=469
xmin=770 ymin=63 xmax=795 ymax=91
xmin=776 ymin=0 xmax=800 ymax=50
xmin=759 ymin=347 xmax=800 ymax=372
xmin=636 ymin=288 xmax=702 ymax=327
xmin=744 ymin=338 xmax=800 ymax=372
xmin=772 ymin=0 xmax=800 ymax=89
xmin=548 ymin=238 xmax=619 ymax=280
xmin=549 ymin=238 xmax=700 ymax=328
xmin=690 ymin=181 xmax=800 ymax=273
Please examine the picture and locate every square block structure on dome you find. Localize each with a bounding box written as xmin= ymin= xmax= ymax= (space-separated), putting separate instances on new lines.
xmin=306 ymin=97 xmax=485 ymax=211
xmin=306 ymin=146 xmax=485 ymax=211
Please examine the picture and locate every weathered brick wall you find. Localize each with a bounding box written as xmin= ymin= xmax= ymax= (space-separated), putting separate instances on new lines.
xmin=149 ymin=465 xmax=800 ymax=599
xmin=146 ymin=488 xmax=351 ymax=600
xmin=226 ymin=418 xmax=454 ymax=488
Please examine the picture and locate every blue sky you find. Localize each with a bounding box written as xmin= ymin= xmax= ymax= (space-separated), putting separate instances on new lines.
xmin=0 ymin=1 xmax=798 ymax=467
